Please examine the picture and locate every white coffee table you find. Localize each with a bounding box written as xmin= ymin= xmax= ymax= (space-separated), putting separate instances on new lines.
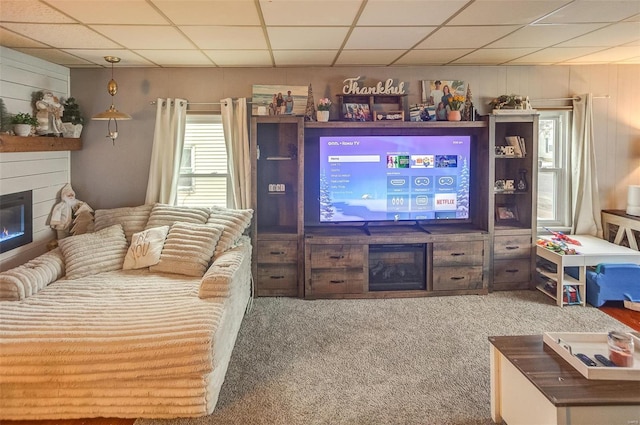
xmin=536 ymin=235 xmax=640 ymax=307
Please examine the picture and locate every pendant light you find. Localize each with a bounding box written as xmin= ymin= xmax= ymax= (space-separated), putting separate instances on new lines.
xmin=92 ymin=56 xmax=131 ymax=144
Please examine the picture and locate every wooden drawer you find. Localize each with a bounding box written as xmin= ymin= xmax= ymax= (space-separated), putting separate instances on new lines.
xmin=433 ymin=241 xmax=484 ymax=266
xmin=257 ymin=264 xmax=297 ymax=296
xmin=433 ymin=266 xmax=483 ymax=291
xmin=494 ymin=235 xmax=531 ymax=259
xmin=258 ymin=240 xmax=297 ymax=263
xmin=310 ymin=269 xmax=364 ymax=294
xmin=493 ymin=258 xmax=531 ymax=283
xmin=310 ymin=244 xmax=364 ymax=268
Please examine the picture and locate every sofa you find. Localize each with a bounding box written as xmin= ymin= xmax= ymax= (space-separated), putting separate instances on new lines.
xmin=585 ymin=263 xmax=640 ymax=307
xmin=0 ymin=203 xmax=253 ymax=420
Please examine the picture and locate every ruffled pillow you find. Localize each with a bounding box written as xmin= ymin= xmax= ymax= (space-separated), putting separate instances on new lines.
xmin=150 ymin=222 xmax=224 ymax=277
xmin=145 ymin=204 xmax=210 ymax=230
xmin=207 ymin=206 xmax=253 ymax=258
xmin=94 ymin=204 xmax=153 ymax=244
xmin=58 ymin=224 xmax=128 ymax=280
xmin=122 ymin=225 xmax=170 ymax=270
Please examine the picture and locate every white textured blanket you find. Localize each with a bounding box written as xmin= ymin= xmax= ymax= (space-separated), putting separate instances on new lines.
xmin=0 ymin=267 xmax=247 ymax=419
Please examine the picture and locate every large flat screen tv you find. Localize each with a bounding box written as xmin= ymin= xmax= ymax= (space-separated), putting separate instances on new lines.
xmin=319 ymin=135 xmax=471 ymax=223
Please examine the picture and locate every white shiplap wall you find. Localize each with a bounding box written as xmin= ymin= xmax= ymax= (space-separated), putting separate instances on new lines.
xmin=0 ymin=47 xmax=71 ymax=271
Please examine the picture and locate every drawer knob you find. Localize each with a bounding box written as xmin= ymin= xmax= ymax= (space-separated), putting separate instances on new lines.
xmin=330 ymin=280 xmax=345 ymax=284
xmin=450 ymin=276 xmax=465 ymax=281
xmin=505 ymin=246 xmax=519 ymax=250
xmin=505 ymin=269 xmax=519 ymax=273
xmin=270 ymin=275 xmax=285 ymax=279
xmin=329 ymin=255 xmax=345 ymax=260
xmin=270 ymin=251 xmax=285 ymax=255
xmin=451 ymin=252 xmax=465 ymax=256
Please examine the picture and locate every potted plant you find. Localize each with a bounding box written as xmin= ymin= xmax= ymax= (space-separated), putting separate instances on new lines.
xmin=11 ymin=112 xmax=38 ymax=137
xmin=316 ymin=98 xmax=332 ymax=122
xmin=61 ymin=97 xmax=84 ymax=138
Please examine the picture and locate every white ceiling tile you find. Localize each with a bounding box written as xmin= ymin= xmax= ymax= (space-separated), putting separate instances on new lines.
xmin=537 ymin=1 xmax=640 ymax=24
xmin=563 ymin=45 xmax=640 ymax=63
xmin=44 ymin=0 xmax=169 ymax=24
xmin=417 ymin=26 xmax=520 ymax=49
xmin=272 ymin=50 xmax=337 ymax=66
xmin=180 ymin=26 xmax=267 ymax=50
xmin=12 ymin=48 xmax=93 ymax=65
xmin=1 ymin=0 xmax=75 ymax=23
xmin=135 ymin=50 xmax=213 ymax=66
xmin=345 ymin=27 xmax=435 ymax=49
xmin=490 ymin=24 xmax=607 ymax=48
xmin=152 ymin=0 xmax=260 ymax=25
xmin=0 ymin=28 xmax=49 ymax=48
xmin=90 ymin=25 xmax=193 ymax=49
xmin=268 ymin=27 xmax=350 ymax=50
xmin=358 ymin=1 xmax=468 ymax=25
xmin=335 ymin=50 xmax=405 ymax=66
xmin=260 ymin=0 xmax=360 ymax=26
xmin=1 ymin=23 xmax=121 ymax=48
xmin=508 ymin=47 xmax=605 ymax=64
xmin=556 ymin=22 xmax=640 ymax=47
xmin=451 ymin=48 xmax=539 ymax=64
xmin=394 ymin=49 xmax=474 ymax=65
xmin=449 ymin=1 xmax=570 ymax=25
xmin=62 ymin=49 xmax=155 ymax=66
xmin=204 ymin=50 xmax=273 ymax=67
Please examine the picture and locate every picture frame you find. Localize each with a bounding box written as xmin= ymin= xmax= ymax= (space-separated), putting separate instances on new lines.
xmin=342 ymin=103 xmax=371 ymax=121
xmin=495 ymin=204 xmax=519 ymax=223
xmin=420 ymin=80 xmax=468 ymax=108
xmin=251 ymin=84 xmax=309 ymax=116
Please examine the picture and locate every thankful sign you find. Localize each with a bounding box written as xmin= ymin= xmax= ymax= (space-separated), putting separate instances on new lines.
xmin=342 ymin=76 xmax=406 ymax=95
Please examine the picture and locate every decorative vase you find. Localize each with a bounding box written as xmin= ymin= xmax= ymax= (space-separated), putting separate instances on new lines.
xmin=13 ymin=124 xmax=32 ymax=137
xmin=517 ymin=169 xmax=528 ymax=192
xmin=61 ymin=122 xmax=83 ymax=138
xmin=447 ymin=110 xmax=461 ymax=121
xmin=317 ymin=110 xmax=329 ymax=122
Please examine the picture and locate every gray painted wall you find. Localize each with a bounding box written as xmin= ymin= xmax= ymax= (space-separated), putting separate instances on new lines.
xmin=70 ymin=65 xmax=640 ymax=210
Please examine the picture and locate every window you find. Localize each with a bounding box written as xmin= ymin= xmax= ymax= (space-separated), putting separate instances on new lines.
xmin=176 ymin=114 xmax=228 ymax=208
xmin=537 ymin=110 xmax=571 ymax=229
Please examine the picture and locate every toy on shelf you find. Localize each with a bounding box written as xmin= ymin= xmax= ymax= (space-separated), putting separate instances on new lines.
xmin=537 ymin=238 xmax=579 ymax=255
xmin=544 ymin=228 xmax=582 ymax=246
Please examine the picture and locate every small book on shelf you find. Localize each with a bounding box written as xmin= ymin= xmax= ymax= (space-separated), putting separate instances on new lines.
xmin=505 ymin=136 xmax=523 ymax=157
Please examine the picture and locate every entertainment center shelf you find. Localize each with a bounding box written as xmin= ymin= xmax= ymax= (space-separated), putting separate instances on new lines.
xmin=251 ymin=113 xmax=539 ymax=299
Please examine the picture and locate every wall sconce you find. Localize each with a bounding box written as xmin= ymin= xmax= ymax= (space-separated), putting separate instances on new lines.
xmin=92 ymin=56 xmax=131 ymax=144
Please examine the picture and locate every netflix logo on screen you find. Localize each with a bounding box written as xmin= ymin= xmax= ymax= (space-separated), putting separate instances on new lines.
xmin=434 ymin=193 xmax=457 ymax=210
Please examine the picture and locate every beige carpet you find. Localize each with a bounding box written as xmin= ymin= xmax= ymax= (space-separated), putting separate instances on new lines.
xmin=136 ymin=290 xmax=630 ymax=425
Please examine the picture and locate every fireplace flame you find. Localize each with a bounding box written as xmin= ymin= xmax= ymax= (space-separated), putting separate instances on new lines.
xmin=2 ymin=228 xmax=7 ymax=238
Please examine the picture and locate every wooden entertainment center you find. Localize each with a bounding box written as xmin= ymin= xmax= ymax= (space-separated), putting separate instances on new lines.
xmin=250 ymin=113 xmax=538 ymax=299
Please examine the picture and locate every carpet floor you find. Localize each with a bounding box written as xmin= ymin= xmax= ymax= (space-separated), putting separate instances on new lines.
xmin=136 ymin=290 xmax=632 ymax=425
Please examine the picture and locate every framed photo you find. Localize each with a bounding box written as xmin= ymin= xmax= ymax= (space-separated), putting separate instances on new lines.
xmin=342 ymin=103 xmax=371 ymax=121
xmin=420 ymin=80 xmax=467 ymax=108
xmin=251 ymin=84 xmax=308 ymax=116
xmin=495 ymin=204 xmax=519 ymax=223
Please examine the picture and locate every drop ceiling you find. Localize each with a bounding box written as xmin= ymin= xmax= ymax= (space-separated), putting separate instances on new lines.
xmin=1 ymin=0 xmax=639 ymax=68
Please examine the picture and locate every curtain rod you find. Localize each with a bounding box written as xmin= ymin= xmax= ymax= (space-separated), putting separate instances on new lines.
xmin=149 ymin=99 xmax=257 ymax=106
xmin=530 ymin=95 xmax=609 ymax=102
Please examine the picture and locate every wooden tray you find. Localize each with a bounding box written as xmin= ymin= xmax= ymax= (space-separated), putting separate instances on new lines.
xmin=543 ymin=332 xmax=640 ymax=380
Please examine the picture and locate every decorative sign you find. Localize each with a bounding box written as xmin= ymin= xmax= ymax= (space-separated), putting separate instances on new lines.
xmin=374 ymin=111 xmax=405 ymax=121
xmin=342 ymin=76 xmax=406 ymax=96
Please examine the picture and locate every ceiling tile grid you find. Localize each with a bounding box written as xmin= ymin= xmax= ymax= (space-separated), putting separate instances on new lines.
xmin=0 ymin=0 xmax=638 ymax=67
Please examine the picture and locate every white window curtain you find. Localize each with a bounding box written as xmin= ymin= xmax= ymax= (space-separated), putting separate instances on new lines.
xmin=145 ymin=98 xmax=188 ymax=205
xmin=220 ymin=97 xmax=251 ymax=209
xmin=571 ymin=93 xmax=602 ymax=237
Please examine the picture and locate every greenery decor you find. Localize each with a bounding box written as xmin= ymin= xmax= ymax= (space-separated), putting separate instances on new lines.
xmin=448 ymin=95 xmax=466 ymax=111
xmin=317 ymin=98 xmax=332 ymax=111
xmin=61 ymin=97 xmax=85 ymax=125
xmin=489 ymin=94 xmax=528 ymax=110
xmin=11 ymin=112 xmax=38 ymax=126
xmin=0 ymin=98 xmax=11 ymax=132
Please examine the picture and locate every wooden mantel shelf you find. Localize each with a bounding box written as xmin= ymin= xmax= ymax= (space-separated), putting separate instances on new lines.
xmin=0 ymin=134 xmax=82 ymax=152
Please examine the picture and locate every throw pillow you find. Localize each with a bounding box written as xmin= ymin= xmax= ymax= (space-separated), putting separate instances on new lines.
xmin=145 ymin=204 xmax=210 ymax=230
xmin=150 ymin=222 xmax=224 ymax=277
xmin=94 ymin=204 xmax=153 ymax=244
xmin=58 ymin=224 xmax=128 ymax=280
xmin=122 ymin=225 xmax=170 ymax=270
xmin=207 ymin=206 xmax=253 ymax=258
